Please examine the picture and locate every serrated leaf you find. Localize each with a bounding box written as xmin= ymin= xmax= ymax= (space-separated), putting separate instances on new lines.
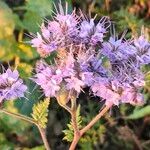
xmin=31 ymin=98 xmax=50 ymax=128
xmin=75 ymin=105 xmax=82 ymax=129
xmin=127 ymin=106 xmax=150 ymax=119
xmin=62 ymin=129 xmax=74 ymax=142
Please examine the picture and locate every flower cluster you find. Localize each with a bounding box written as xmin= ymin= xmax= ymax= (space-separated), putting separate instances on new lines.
xmin=32 ymin=3 xmax=149 ymax=107
xmin=0 ymin=69 xmax=27 ymax=103
xmin=31 ymin=3 xmax=110 ymax=57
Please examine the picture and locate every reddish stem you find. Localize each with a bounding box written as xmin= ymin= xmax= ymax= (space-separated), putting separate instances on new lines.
xmin=69 ymin=105 xmax=112 ymax=150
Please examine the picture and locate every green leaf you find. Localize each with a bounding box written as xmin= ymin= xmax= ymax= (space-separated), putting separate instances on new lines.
xmin=75 ymin=105 xmax=82 ymax=129
xmin=23 ymin=0 xmax=53 ymax=32
xmin=25 ymin=0 xmax=52 ymax=17
xmin=23 ymin=11 xmax=42 ymax=33
xmin=63 ymin=128 xmax=74 ymax=142
xmin=127 ymin=106 xmax=150 ymax=119
xmin=31 ymin=98 xmax=50 ymax=128
xmin=0 ymin=133 xmax=6 ymax=143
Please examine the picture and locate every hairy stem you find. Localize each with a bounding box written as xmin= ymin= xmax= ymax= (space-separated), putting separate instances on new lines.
xmin=69 ymin=98 xmax=80 ymax=150
xmin=69 ymin=105 xmax=112 ymax=150
xmin=71 ymin=110 xmax=80 ymax=135
xmin=57 ymin=100 xmax=72 ymax=114
xmin=69 ymin=133 xmax=80 ymax=150
xmin=0 ymin=109 xmax=51 ymax=150
xmin=38 ymin=126 xmax=51 ymax=150
xmin=71 ymin=98 xmax=80 ymax=135
xmin=0 ymin=109 xmax=36 ymax=124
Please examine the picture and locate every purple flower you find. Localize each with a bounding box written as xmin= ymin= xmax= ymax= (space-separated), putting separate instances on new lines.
xmin=91 ymin=79 xmax=121 ymax=106
xmin=77 ymin=51 xmax=93 ymax=72
xmin=80 ymin=72 xmax=94 ymax=86
xmin=90 ymin=56 xmax=108 ymax=75
xmin=91 ymin=77 xmax=108 ymax=98
xmin=79 ymin=19 xmax=95 ymax=41
xmin=31 ymin=32 xmax=58 ymax=57
xmin=101 ymin=36 xmax=136 ymax=63
xmin=31 ymin=2 xmax=147 ymax=108
xmin=65 ymin=76 xmax=85 ymax=93
xmin=41 ymin=23 xmax=50 ymax=40
xmin=59 ymin=52 xmax=75 ymax=77
xmin=91 ymin=17 xmax=108 ymax=44
xmin=0 ymin=69 xmax=27 ymax=102
xmin=121 ymin=83 xmax=144 ymax=105
xmin=79 ymin=17 xmax=109 ymax=45
xmin=134 ymin=35 xmax=149 ymax=49
xmin=133 ymin=35 xmax=150 ymax=64
xmin=33 ymin=61 xmax=63 ymax=97
xmin=31 ymin=8 xmax=80 ymax=57
xmin=91 ymin=77 xmax=145 ymax=106
xmin=31 ymin=33 xmax=43 ymax=48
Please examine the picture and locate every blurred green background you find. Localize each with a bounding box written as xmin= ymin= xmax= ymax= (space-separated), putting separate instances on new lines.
xmin=0 ymin=0 xmax=150 ymax=150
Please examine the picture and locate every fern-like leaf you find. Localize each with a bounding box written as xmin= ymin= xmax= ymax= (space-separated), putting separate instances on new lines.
xmin=63 ymin=105 xmax=82 ymax=142
xmin=76 ymin=105 xmax=82 ymax=129
xmin=31 ymin=98 xmax=50 ymax=128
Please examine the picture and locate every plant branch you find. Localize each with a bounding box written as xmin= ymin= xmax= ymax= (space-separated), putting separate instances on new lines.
xmin=0 ymin=109 xmax=51 ymax=150
xmin=38 ymin=126 xmax=51 ymax=150
xmin=69 ymin=98 xmax=80 ymax=150
xmin=80 ymin=104 xmax=112 ymax=136
xmin=69 ymin=104 xmax=112 ymax=150
xmin=57 ymin=100 xmax=72 ymax=114
xmin=0 ymin=109 xmax=37 ymax=125
xmin=71 ymin=98 xmax=80 ymax=135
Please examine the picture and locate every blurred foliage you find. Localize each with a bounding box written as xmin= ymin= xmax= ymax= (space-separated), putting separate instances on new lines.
xmin=0 ymin=0 xmax=150 ymax=149
xmin=128 ymin=105 xmax=150 ymax=119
